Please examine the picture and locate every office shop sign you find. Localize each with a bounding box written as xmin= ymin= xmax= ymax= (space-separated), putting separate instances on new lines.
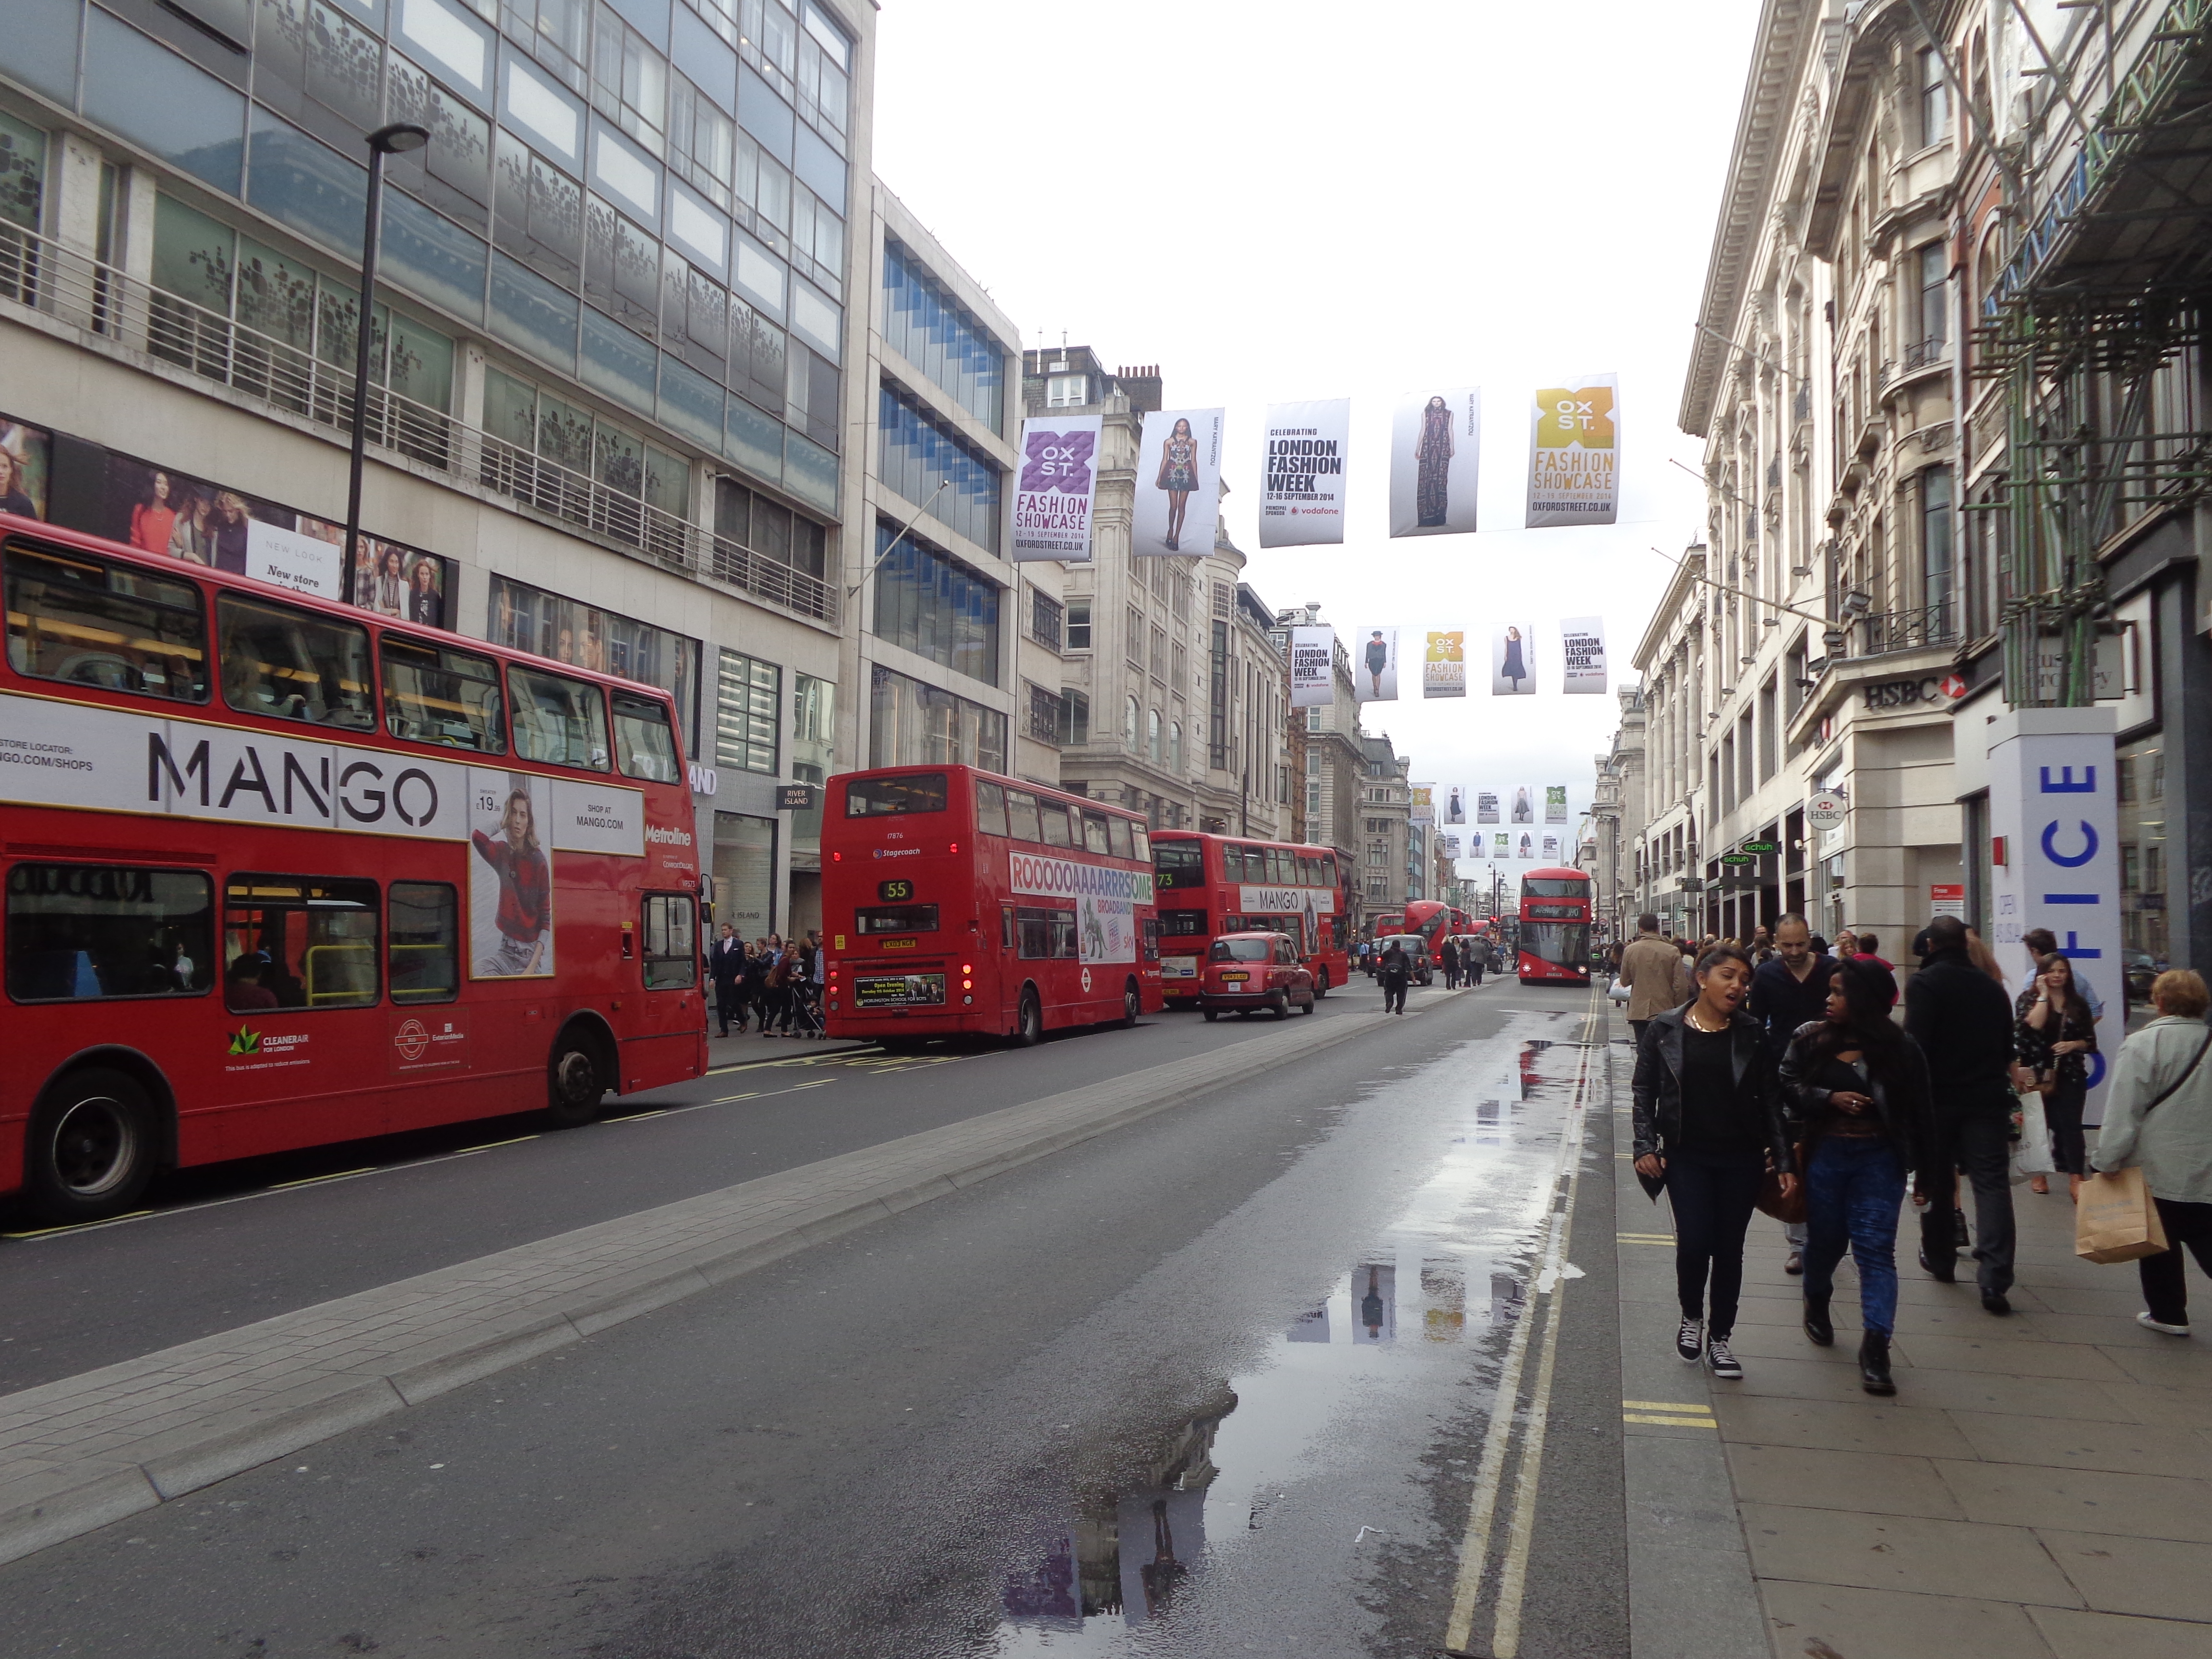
xmin=0 ymin=691 xmax=639 ymax=850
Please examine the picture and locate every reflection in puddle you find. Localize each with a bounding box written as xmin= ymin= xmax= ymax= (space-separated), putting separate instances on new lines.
xmin=993 ymin=1018 xmax=1582 ymax=1653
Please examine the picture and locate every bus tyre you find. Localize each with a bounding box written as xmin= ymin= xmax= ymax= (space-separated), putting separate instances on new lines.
xmin=1119 ymin=980 xmax=1141 ymax=1029
xmin=545 ymin=1038 xmax=606 ymax=1129
xmin=26 ymin=1068 xmax=156 ymax=1224
xmin=1012 ymin=988 xmax=1043 ymax=1047
xmin=1314 ymin=967 xmax=1329 ymax=998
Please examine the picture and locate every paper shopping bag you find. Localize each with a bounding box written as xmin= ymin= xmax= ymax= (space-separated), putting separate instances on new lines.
xmin=2012 ymin=1092 xmax=2056 ymax=1178
xmin=2075 ymin=1167 xmax=2172 ymax=1264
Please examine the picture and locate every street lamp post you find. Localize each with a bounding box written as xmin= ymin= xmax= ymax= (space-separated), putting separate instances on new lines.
xmin=342 ymin=122 xmax=430 ymax=600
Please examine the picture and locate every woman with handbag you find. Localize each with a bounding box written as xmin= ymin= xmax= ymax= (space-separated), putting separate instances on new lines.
xmin=2016 ymin=954 xmax=2098 ymax=1199
xmin=2091 ymin=970 xmax=2212 ymax=1335
xmin=1779 ymin=958 xmax=1933 ymax=1395
xmin=1633 ymin=944 xmax=1796 ymax=1381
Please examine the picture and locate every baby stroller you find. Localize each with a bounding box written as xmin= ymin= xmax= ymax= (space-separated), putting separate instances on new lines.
xmin=787 ymin=979 xmax=827 ymax=1039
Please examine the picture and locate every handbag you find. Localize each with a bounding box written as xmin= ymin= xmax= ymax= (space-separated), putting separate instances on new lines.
xmin=1755 ymin=1142 xmax=1808 ymax=1225
xmin=2012 ymin=1091 xmax=2056 ymax=1178
xmin=2075 ymin=1023 xmax=2212 ymax=1263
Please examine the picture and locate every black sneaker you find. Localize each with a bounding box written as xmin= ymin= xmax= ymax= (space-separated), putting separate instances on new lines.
xmin=1706 ymin=1336 xmax=1743 ymax=1380
xmin=1676 ymin=1317 xmax=1703 ymax=1362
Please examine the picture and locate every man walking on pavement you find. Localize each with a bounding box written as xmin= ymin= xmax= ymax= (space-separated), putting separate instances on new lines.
xmin=1619 ymin=912 xmax=1692 ymax=1050
xmin=1379 ymin=938 xmax=1411 ymax=1015
xmin=709 ymin=922 xmax=745 ymax=1037
xmin=1747 ymin=915 xmax=1835 ymax=1274
xmin=1905 ymin=914 xmax=2020 ymax=1312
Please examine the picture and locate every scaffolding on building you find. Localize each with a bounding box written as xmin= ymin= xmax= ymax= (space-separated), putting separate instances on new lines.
xmin=1970 ymin=0 xmax=2212 ymax=707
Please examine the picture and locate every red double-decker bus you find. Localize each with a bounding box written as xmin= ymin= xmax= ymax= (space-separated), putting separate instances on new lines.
xmin=1400 ymin=899 xmax=1470 ymax=955
xmin=820 ymin=765 xmax=1163 ymax=1045
xmin=1518 ymin=868 xmax=1594 ymax=984
xmin=1150 ymin=831 xmax=1349 ymax=1003
xmin=0 ymin=516 xmax=707 ymax=1223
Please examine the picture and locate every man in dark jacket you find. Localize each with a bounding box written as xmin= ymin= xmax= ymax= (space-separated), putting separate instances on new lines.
xmin=1378 ymin=942 xmax=1411 ymax=1015
xmin=708 ymin=923 xmax=746 ymax=1035
xmin=1903 ymin=914 xmax=2019 ymax=1310
xmin=1746 ymin=915 xmax=1834 ymax=1274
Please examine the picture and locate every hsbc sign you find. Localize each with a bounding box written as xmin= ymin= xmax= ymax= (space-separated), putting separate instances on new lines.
xmin=1861 ymin=674 xmax=1963 ymax=711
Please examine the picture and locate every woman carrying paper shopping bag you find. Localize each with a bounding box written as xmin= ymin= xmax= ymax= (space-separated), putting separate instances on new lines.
xmin=2090 ymin=970 xmax=2212 ymax=1335
xmin=2016 ymin=954 xmax=2098 ymax=1200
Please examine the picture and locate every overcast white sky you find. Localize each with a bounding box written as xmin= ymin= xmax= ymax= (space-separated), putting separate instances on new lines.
xmin=872 ymin=0 xmax=1761 ymax=874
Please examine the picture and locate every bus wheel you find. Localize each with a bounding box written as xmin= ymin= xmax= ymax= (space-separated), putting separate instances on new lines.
xmin=1012 ymin=988 xmax=1043 ymax=1047
xmin=1314 ymin=967 xmax=1330 ymax=998
xmin=1118 ymin=979 xmax=1141 ymax=1028
xmin=545 ymin=1037 xmax=606 ymax=1129
xmin=26 ymin=1068 xmax=157 ymax=1224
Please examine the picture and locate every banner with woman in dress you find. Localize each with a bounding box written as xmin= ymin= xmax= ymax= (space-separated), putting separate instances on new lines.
xmin=1133 ymin=408 xmax=1224 ymax=555
xmin=1390 ymin=387 xmax=1480 ymax=537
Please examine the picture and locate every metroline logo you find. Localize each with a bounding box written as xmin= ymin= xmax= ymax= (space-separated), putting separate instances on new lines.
xmin=645 ymin=824 xmax=693 ymax=846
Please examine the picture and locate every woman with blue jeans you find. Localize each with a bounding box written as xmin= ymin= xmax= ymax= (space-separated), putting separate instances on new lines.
xmin=1779 ymin=958 xmax=1933 ymax=1395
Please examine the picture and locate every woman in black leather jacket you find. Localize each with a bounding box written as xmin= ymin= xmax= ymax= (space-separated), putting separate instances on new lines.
xmin=1634 ymin=944 xmax=1796 ymax=1381
xmin=1779 ymin=957 xmax=1933 ymax=1395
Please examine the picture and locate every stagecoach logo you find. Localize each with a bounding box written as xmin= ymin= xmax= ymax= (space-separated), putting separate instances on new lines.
xmin=874 ymin=846 xmax=921 ymax=859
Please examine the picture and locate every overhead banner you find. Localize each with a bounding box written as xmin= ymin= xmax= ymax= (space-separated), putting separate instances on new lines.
xmin=1390 ymin=387 xmax=1481 ymax=537
xmin=1561 ymin=615 xmax=1608 ymax=694
xmin=1011 ymin=415 xmax=1102 ymax=562
xmin=1509 ymin=786 xmax=1536 ymax=825
xmin=1515 ymin=831 xmax=1535 ymax=859
xmin=1133 ymin=407 xmax=1224 ymax=555
xmin=1542 ymin=834 xmax=1561 ymax=862
xmin=1423 ymin=630 xmax=1467 ymax=699
xmin=1443 ymin=785 xmax=1467 ymax=826
xmin=1259 ymin=398 xmax=1349 ymax=547
xmin=1492 ymin=624 xmax=1535 ymax=695
xmin=1441 ymin=834 xmax=1462 ymax=858
xmin=1527 ymin=373 xmax=1618 ymax=528
xmin=1289 ymin=625 xmax=1335 ymax=709
xmin=1493 ymin=831 xmax=1510 ymax=858
xmin=1545 ymin=786 xmax=1568 ymax=824
xmin=1410 ymin=784 xmax=1435 ymax=826
xmin=1475 ymin=789 xmax=1500 ymax=825
xmin=1355 ymin=626 xmax=1400 ymax=703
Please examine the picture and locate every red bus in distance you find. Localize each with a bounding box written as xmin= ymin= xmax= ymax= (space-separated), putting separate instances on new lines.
xmin=820 ymin=765 xmax=1163 ymax=1045
xmin=1399 ymin=899 xmax=1470 ymax=956
xmin=0 ymin=516 xmax=707 ymax=1223
xmin=1150 ymin=830 xmax=1349 ymax=1003
xmin=1518 ymin=868 xmax=1593 ymax=985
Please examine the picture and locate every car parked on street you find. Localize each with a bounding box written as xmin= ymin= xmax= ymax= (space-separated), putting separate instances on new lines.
xmin=1375 ymin=933 xmax=1436 ymax=987
xmin=1199 ymin=932 xmax=1317 ymax=1020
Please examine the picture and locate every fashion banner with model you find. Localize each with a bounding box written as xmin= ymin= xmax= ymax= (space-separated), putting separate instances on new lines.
xmin=1259 ymin=398 xmax=1349 ymax=547
xmin=1545 ymin=785 xmax=1568 ymax=824
xmin=1492 ymin=623 xmax=1536 ymax=694
xmin=1289 ymin=625 xmax=1335 ymax=709
xmin=1443 ymin=785 xmax=1467 ymax=825
xmin=1509 ymin=786 xmax=1536 ymax=825
xmin=1526 ymin=373 xmax=1618 ymax=528
xmin=1012 ymin=415 xmax=1102 ymax=562
xmin=1390 ymin=387 xmax=1480 ymax=537
xmin=1354 ymin=625 xmax=1400 ymax=702
xmin=1560 ymin=615 xmax=1608 ymax=693
xmin=1423 ymin=629 xmax=1467 ymax=698
xmin=1133 ymin=408 xmax=1224 ymax=555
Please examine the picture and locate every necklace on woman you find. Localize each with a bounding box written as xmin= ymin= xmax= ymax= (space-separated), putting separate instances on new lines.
xmin=1684 ymin=1006 xmax=1727 ymax=1034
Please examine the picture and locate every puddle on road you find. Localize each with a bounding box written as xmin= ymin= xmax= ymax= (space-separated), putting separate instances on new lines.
xmin=987 ymin=1019 xmax=1589 ymax=1652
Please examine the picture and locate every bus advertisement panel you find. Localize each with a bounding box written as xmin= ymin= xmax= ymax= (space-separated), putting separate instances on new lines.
xmin=820 ymin=766 xmax=1163 ymax=1044
xmin=0 ymin=516 xmax=705 ymax=1222
xmin=1518 ymin=868 xmax=1593 ymax=985
xmin=1150 ymin=831 xmax=1349 ymax=1002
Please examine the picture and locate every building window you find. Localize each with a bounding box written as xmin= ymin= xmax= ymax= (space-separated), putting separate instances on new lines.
xmin=867 ymin=665 xmax=1006 ymax=773
xmin=1059 ymin=688 xmax=1089 ymax=746
xmin=488 ymin=572 xmax=702 ymax=749
xmin=791 ymin=671 xmax=834 ymax=841
xmin=481 ymin=366 xmax=687 ymax=519
xmin=1046 ymin=373 xmax=1088 ymax=408
xmin=1918 ymin=46 xmax=1949 ymax=149
xmin=1028 ymin=586 xmax=1064 ymax=652
xmin=1917 ymin=242 xmax=1946 ymax=351
xmin=1210 ymin=619 xmax=1229 ymax=769
xmin=1126 ymin=605 xmax=1144 ymax=667
xmin=713 ymin=476 xmax=829 ymax=578
xmin=1307 ymin=779 xmax=1322 ymax=817
xmin=872 ymin=521 xmax=1001 ymax=686
xmin=877 ymin=386 xmax=1002 ymax=551
xmin=1149 ymin=625 xmax=1166 ymax=681
xmin=1065 ymin=599 xmax=1092 ymax=650
xmin=715 ymin=648 xmax=781 ymax=774
xmin=1922 ymin=467 xmax=1954 ymax=633
xmin=1026 ymin=683 xmax=1062 ymax=745
xmin=1169 ymin=721 xmax=1182 ymax=772
xmin=1147 ymin=708 xmax=1161 ymax=763
xmin=1124 ymin=694 xmax=1139 ymax=750
xmin=881 ymin=240 xmax=1005 ymax=429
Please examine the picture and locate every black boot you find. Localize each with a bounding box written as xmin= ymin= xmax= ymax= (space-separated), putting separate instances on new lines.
xmin=1803 ymin=1295 xmax=1834 ymax=1347
xmin=1858 ymin=1330 xmax=1895 ymax=1395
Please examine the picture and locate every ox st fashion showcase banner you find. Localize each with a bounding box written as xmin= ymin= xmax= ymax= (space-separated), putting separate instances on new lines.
xmin=1423 ymin=630 xmax=1467 ymax=699
xmin=1390 ymin=387 xmax=1480 ymax=537
xmin=1527 ymin=373 xmax=1618 ymax=528
xmin=1289 ymin=625 xmax=1336 ymax=709
xmin=1012 ymin=415 xmax=1102 ymax=562
xmin=1354 ymin=626 xmax=1399 ymax=703
xmin=1133 ymin=408 xmax=1224 ymax=556
xmin=1259 ymin=399 xmax=1349 ymax=547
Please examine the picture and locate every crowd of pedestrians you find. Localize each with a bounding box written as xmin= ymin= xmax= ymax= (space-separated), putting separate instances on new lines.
xmin=1628 ymin=909 xmax=2212 ymax=1394
xmin=705 ymin=926 xmax=827 ymax=1039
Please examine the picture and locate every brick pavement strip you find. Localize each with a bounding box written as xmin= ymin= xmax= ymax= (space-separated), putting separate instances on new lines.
xmin=0 ymin=995 xmax=1435 ymax=1568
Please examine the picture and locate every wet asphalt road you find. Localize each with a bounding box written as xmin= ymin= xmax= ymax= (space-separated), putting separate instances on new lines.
xmin=0 ymin=976 xmax=1630 ymax=1658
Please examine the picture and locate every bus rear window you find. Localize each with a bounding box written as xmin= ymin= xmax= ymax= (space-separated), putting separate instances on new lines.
xmin=974 ymin=780 xmax=1009 ymax=836
xmin=1523 ymin=879 xmax=1588 ymax=898
xmin=1154 ymin=842 xmax=1203 ymax=889
xmin=855 ymin=903 xmax=940 ymax=934
xmin=847 ymin=774 xmax=947 ymax=817
xmin=5 ymin=543 xmax=208 ymax=703
xmin=1159 ymin=910 xmax=1207 ymax=936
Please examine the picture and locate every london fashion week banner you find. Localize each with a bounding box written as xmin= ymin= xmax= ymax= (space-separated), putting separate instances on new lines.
xmin=1423 ymin=630 xmax=1467 ymax=698
xmin=1259 ymin=398 xmax=1349 ymax=547
xmin=1289 ymin=625 xmax=1336 ymax=709
xmin=1390 ymin=387 xmax=1481 ymax=537
xmin=1475 ymin=789 xmax=1500 ymax=825
xmin=1355 ymin=626 xmax=1400 ymax=703
xmin=1133 ymin=408 xmax=1224 ymax=555
xmin=1542 ymin=835 xmax=1561 ymax=862
xmin=1560 ymin=615 xmax=1608 ymax=693
xmin=1526 ymin=373 xmax=1618 ymax=528
xmin=1012 ymin=415 xmax=1102 ymax=562
xmin=1492 ymin=624 xmax=1535 ymax=695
